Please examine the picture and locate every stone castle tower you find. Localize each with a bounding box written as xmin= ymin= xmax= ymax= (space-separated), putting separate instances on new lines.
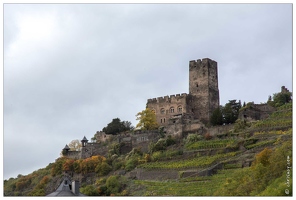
xmin=188 ymin=58 xmax=220 ymax=123
xmin=147 ymin=58 xmax=219 ymax=125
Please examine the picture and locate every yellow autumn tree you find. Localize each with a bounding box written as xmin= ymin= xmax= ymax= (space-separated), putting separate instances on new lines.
xmin=136 ymin=108 xmax=159 ymax=130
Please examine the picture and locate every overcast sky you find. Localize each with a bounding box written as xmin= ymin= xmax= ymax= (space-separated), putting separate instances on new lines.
xmin=3 ymin=3 xmax=292 ymax=180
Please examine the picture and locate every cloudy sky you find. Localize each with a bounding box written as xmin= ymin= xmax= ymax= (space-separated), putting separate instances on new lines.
xmin=3 ymin=3 xmax=292 ymax=180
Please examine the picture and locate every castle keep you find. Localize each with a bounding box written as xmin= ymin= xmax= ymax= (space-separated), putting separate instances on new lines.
xmin=147 ymin=58 xmax=220 ymax=125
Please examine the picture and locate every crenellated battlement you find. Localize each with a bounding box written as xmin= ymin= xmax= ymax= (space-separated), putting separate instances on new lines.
xmin=147 ymin=93 xmax=188 ymax=103
xmin=189 ymin=58 xmax=217 ymax=70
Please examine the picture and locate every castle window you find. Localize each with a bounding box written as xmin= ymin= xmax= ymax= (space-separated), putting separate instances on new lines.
xmin=160 ymin=108 xmax=165 ymax=114
xmin=170 ymin=107 xmax=174 ymax=113
xmin=178 ymin=106 xmax=183 ymax=113
xmin=161 ymin=119 xmax=163 ymax=123
xmin=164 ymin=118 xmax=166 ymax=123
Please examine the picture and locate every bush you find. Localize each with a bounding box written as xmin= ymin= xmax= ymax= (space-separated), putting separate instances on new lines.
xmin=112 ymin=159 xmax=124 ymax=170
xmin=234 ymin=119 xmax=250 ymax=132
xmin=185 ymin=134 xmax=203 ymax=144
xmin=125 ymin=157 xmax=139 ymax=171
xmin=149 ymin=138 xmax=167 ymax=153
xmin=95 ymin=162 xmax=112 ymax=176
xmin=165 ymin=135 xmax=176 ymax=146
xmin=80 ymin=185 xmax=100 ymax=196
xmin=106 ymin=176 xmax=121 ymax=194
xmin=204 ymin=133 xmax=213 ymax=140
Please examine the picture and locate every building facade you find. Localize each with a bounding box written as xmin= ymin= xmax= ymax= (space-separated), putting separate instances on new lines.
xmin=147 ymin=58 xmax=220 ymax=125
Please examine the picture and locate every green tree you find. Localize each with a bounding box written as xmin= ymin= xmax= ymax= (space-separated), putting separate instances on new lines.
xmin=223 ymin=100 xmax=241 ymax=124
xmin=272 ymin=91 xmax=292 ymax=107
xmin=135 ymin=108 xmax=159 ymax=130
xmin=210 ymin=106 xmax=223 ymax=126
xmin=102 ymin=118 xmax=133 ymax=135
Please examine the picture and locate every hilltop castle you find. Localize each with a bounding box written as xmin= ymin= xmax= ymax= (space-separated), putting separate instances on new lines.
xmin=62 ymin=58 xmax=221 ymax=160
xmin=61 ymin=57 xmax=291 ymax=162
xmin=147 ymin=58 xmax=219 ymax=125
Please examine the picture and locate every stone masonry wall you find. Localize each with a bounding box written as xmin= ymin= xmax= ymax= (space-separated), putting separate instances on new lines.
xmin=147 ymin=93 xmax=188 ymax=126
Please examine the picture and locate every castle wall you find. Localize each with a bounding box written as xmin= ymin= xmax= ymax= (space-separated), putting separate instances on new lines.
xmin=118 ymin=130 xmax=160 ymax=153
xmin=164 ymin=112 xmax=205 ymax=138
xmin=147 ymin=93 xmax=188 ymax=126
xmin=64 ymin=151 xmax=81 ymax=160
xmin=208 ymin=124 xmax=234 ymax=136
xmin=132 ymin=131 xmax=159 ymax=152
xmin=94 ymin=131 xmax=111 ymax=143
xmin=132 ymin=168 xmax=179 ymax=181
xmin=81 ymin=143 xmax=109 ymax=159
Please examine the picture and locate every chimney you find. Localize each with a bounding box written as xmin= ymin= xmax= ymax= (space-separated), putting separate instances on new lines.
xmin=71 ymin=180 xmax=80 ymax=195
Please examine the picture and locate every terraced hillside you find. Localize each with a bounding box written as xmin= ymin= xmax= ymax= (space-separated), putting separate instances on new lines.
xmin=129 ymin=103 xmax=292 ymax=196
xmin=4 ymin=103 xmax=292 ymax=196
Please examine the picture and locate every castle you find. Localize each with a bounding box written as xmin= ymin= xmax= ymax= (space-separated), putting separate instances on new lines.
xmin=147 ymin=58 xmax=219 ymax=125
xmin=62 ymin=58 xmax=221 ymax=159
xmin=61 ymin=57 xmax=290 ymax=161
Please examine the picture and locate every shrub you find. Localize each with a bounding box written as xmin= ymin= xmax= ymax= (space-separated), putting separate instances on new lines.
xmin=165 ymin=135 xmax=176 ymax=146
xmin=125 ymin=157 xmax=139 ymax=171
xmin=96 ymin=162 xmax=112 ymax=176
xmin=80 ymin=185 xmax=100 ymax=196
xmin=106 ymin=176 xmax=121 ymax=194
xmin=204 ymin=133 xmax=213 ymax=140
xmin=149 ymin=138 xmax=167 ymax=153
xmin=112 ymin=159 xmax=124 ymax=170
xmin=185 ymin=134 xmax=203 ymax=144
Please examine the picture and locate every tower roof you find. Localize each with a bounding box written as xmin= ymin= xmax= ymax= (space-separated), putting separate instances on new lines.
xmin=63 ymin=144 xmax=70 ymax=150
xmin=81 ymin=136 xmax=88 ymax=142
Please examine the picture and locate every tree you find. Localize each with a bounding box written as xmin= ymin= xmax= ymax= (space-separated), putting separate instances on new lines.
xmin=102 ymin=118 xmax=133 ymax=135
xmin=210 ymin=107 xmax=223 ymax=126
xmin=68 ymin=139 xmax=82 ymax=151
xmin=135 ymin=108 xmax=159 ymax=130
xmin=222 ymin=100 xmax=241 ymax=124
xmin=272 ymin=91 xmax=292 ymax=107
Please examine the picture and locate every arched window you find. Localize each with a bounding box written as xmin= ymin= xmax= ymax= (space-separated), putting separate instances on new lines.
xmin=170 ymin=107 xmax=174 ymax=113
xmin=178 ymin=106 xmax=183 ymax=113
xmin=160 ymin=108 xmax=165 ymax=114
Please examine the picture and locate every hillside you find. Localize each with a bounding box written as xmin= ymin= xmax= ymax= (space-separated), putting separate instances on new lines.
xmin=4 ymin=102 xmax=292 ymax=196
